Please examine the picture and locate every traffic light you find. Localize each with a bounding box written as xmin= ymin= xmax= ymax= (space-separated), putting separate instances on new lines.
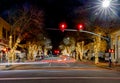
xmin=59 ymin=22 xmax=67 ymax=32
xmin=77 ymin=23 xmax=84 ymax=31
xmin=2 ymin=48 xmax=7 ymax=53
xmin=54 ymin=50 xmax=60 ymax=55
xmin=109 ymin=49 xmax=114 ymax=53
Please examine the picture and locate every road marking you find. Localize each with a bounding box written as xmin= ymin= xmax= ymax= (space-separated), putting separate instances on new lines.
xmin=0 ymin=62 xmax=49 ymax=66
xmin=48 ymin=63 xmax=51 ymax=67
xmin=0 ymin=77 xmax=120 ymax=80
xmin=64 ymin=63 xmax=70 ymax=67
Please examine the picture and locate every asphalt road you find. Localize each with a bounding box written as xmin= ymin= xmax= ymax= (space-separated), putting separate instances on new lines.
xmin=0 ymin=61 xmax=120 ymax=83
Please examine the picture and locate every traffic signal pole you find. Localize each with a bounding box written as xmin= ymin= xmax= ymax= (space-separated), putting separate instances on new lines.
xmin=79 ymin=30 xmax=109 ymax=41
xmin=46 ymin=27 xmax=111 ymax=67
xmin=63 ymin=29 xmax=109 ymax=41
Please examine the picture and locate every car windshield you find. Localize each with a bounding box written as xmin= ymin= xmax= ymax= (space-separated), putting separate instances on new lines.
xmin=0 ymin=0 xmax=120 ymax=83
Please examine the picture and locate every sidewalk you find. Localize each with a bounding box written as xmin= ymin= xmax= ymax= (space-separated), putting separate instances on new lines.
xmin=1 ymin=61 xmax=120 ymax=71
xmin=0 ymin=64 xmax=13 ymax=70
xmin=0 ymin=65 xmax=6 ymax=70
xmin=96 ymin=62 xmax=120 ymax=71
xmin=81 ymin=60 xmax=120 ymax=72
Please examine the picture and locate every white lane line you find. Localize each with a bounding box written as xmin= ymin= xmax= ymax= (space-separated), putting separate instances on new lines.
xmin=0 ymin=62 xmax=49 ymax=66
xmin=0 ymin=77 xmax=120 ymax=80
xmin=48 ymin=63 xmax=51 ymax=67
xmin=64 ymin=63 xmax=70 ymax=67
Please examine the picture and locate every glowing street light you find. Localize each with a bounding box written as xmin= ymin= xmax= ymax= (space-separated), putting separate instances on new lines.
xmin=102 ymin=0 xmax=111 ymax=8
xmin=90 ymin=0 xmax=119 ymax=21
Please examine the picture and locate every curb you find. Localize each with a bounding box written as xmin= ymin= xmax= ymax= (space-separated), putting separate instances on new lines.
xmin=96 ymin=65 xmax=120 ymax=72
xmin=76 ymin=61 xmax=120 ymax=72
xmin=0 ymin=66 xmax=6 ymax=70
xmin=1 ymin=65 xmax=19 ymax=70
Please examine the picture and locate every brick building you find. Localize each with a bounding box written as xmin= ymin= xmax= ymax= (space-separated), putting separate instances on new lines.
xmin=0 ymin=17 xmax=10 ymax=50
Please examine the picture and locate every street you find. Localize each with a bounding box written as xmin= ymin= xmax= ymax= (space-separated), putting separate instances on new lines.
xmin=0 ymin=60 xmax=120 ymax=83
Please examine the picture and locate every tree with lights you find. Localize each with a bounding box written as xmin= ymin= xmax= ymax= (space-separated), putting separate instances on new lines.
xmin=7 ymin=6 xmax=49 ymax=62
xmin=75 ymin=41 xmax=84 ymax=61
xmin=59 ymin=36 xmax=76 ymax=57
xmin=25 ymin=37 xmax=51 ymax=61
xmin=93 ymin=26 xmax=107 ymax=64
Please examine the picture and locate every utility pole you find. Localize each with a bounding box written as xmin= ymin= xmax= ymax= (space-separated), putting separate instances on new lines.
xmin=106 ymin=35 xmax=112 ymax=67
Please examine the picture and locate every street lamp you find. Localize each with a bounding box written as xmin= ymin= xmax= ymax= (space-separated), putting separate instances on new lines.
xmin=101 ymin=0 xmax=112 ymax=67
xmin=92 ymin=0 xmax=118 ymax=21
xmin=106 ymin=35 xmax=112 ymax=67
xmin=102 ymin=0 xmax=111 ymax=8
xmin=89 ymin=0 xmax=116 ymax=67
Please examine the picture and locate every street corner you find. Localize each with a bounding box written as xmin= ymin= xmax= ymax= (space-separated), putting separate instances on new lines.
xmin=94 ymin=62 xmax=120 ymax=71
xmin=0 ymin=65 xmax=7 ymax=70
xmin=0 ymin=65 xmax=15 ymax=70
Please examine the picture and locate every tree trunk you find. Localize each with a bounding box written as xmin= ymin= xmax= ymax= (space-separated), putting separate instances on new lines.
xmin=8 ymin=35 xmax=12 ymax=63
xmin=80 ymin=41 xmax=84 ymax=61
xmin=95 ymin=52 xmax=99 ymax=64
xmin=94 ymin=35 xmax=101 ymax=64
xmin=9 ymin=37 xmax=21 ymax=62
xmin=27 ymin=43 xmax=39 ymax=61
xmin=76 ymin=51 xmax=79 ymax=60
xmin=9 ymin=35 xmax=12 ymax=49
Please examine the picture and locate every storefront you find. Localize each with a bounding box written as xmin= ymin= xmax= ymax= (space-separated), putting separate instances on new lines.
xmin=0 ymin=39 xmax=8 ymax=62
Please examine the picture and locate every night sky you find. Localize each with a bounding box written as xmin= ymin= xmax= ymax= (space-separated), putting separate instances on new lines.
xmin=0 ymin=0 xmax=89 ymax=49
xmin=0 ymin=0 xmax=86 ymax=26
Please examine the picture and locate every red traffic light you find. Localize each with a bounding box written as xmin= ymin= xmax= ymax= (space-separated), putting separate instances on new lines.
xmin=77 ymin=24 xmax=84 ymax=31
xmin=59 ymin=22 xmax=67 ymax=32
xmin=109 ymin=49 xmax=114 ymax=53
xmin=54 ymin=50 xmax=60 ymax=54
xmin=2 ymin=48 xmax=7 ymax=52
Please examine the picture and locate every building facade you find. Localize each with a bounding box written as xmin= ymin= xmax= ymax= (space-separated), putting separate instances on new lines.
xmin=0 ymin=17 xmax=11 ymax=50
xmin=0 ymin=17 xmax=11 ymax=62
xmin=111 ymin=30 xmax=120 ymax=63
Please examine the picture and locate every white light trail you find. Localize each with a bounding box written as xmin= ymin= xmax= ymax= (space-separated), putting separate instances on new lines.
xmin=0 ymin=62 xmax=48 ymax=66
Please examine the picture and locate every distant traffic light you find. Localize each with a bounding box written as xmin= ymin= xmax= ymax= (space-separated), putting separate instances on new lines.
xmin=59 ymin=22 xmax=67 ymax=32
xmin=54 ymin=50 xmax=60 ymax=55
xmin=77 ymin=23 xmax=84 ymax=31
xmin=109 ymin=49 xmax=114 ymax=53
xmin=2 ymin=48 xmax=7 ymax=52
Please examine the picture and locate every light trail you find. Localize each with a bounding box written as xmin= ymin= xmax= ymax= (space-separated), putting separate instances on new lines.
xmin=0 ymin=61 xmax=49 ymax=66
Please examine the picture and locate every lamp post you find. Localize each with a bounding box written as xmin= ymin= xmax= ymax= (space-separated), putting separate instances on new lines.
xmin=105 ymin=35 xmax=111 ymax=67
xmin=90 ymin=0 xmax=113 ymax=67
xmin=101 ymin=0 xmax=112 ymax=67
